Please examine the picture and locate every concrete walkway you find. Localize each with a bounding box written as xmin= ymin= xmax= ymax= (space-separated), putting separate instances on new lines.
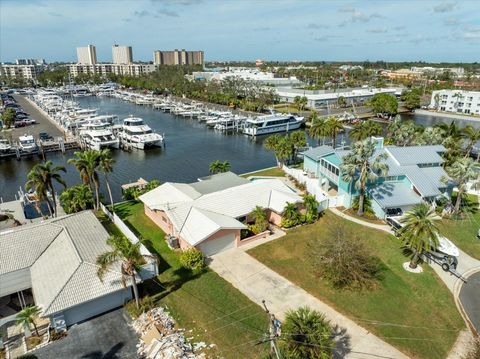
xmin=209 ymin=248 xmax=409 ymax=359
xmin=330 ymin=207 xmax=393 ymax=233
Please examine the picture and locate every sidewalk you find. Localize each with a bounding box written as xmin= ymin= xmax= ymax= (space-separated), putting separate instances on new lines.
xmin=209 ymin=248 xmax=408 ymax=359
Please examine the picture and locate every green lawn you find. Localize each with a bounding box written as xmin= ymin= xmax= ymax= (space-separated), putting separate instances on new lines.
xmin=248 ymin=211 xmax=464 ymax=359
xmin=113 ymin=201 xmax=268 ymax=358
xmin=435 ymin=194 xmax=480 ymax=260
xmin=241 ymin=167 xmax=285 ymax=178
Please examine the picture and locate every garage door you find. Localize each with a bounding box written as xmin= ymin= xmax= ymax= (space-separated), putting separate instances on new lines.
xmin=198 ymin=233 xmax=236 ymax=256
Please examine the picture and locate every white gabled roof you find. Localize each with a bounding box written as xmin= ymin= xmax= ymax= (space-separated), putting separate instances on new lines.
xmin=139 ymin=182 xmax=201 ymax=208
xmin=141 ymin=178 xmax=303 ymax=247
xmin=0 ymin=211 xmax=128 ymax=317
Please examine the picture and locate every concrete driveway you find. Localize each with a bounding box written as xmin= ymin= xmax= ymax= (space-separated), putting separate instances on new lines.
xmin=209 ymin=248 xmax=408 ymax=359
xmin=459 ymin=271 xmax=480 ymax=334
xmin=34 ymin=308 xmax=139 ymax=359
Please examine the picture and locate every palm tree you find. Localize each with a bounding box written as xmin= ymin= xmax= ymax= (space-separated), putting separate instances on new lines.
xmin=264 ymin=134 xmax=282 ymax=166
xmin=249 ymin=206 xmax=268 ymax=234
xmin=433 ymin=93 xmax=441 ymax=111
xmin=68 ymin=150 xmax=101 ymax=210
xmin=282 ymin=202 xmax=300 ymax=227
xmin=209 ymin=160 xmax=231 ymax=174
xmin=303 ymin=194 xmax=319 ymax=222
xmin=349 ymin=120 xmax=382 ymax=143
xmin=419 ymin=126 xmax=444 ymax=145
xmin=325 ymin=116 xmax=344 ymax=148
xmin=26 ymin=161 xmax=66 ymax=217
xmin=290 ymin=131 xmax=307 ymax=163
xmin=98 ymin=149 xmax=115 ymax=211
xmin=399 ymin=203 xmax=440 ymax=269
xmin=96 ymin=235 xmax=146 ymax=308
xmin=444 ymin=158 xmax=480 ymax=214
xmin=60 ymin=184 xmax=94 ymax=214
xmin=435 ymin=121 xmax=463 ymax=141
xmin=309 ymin=117 xmax=328 ymax=145
xmin=462 ymin=126 xmax=480 ymax=158
xmin=281 ymin=306 xmax=333 ymax=359
xmin=340 ymin=140 xmax=389 ymax=216
xmin=16 ymin=305 xmax=42 ymax=336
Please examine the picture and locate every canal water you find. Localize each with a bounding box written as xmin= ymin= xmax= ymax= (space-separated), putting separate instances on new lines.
xmin=1 ymin=96 xmax=479 ymax=202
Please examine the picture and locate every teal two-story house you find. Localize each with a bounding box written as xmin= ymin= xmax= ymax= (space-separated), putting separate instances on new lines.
xmin=303 ymin=137 xmax=451 ymax=218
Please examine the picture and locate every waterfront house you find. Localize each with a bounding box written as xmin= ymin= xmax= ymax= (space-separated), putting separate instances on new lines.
xmin=139 ymin=172 xmax=303 ymax=256
xmin=303 ymin=138 xmax=451 ymax=218
xmin=0 ymin=211 xmax=156 ymax=332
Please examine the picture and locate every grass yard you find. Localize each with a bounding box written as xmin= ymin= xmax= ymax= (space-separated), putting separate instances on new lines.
xmin=241 ymin=166 xmax=285 ymax=178
xmin=113 ymin=201 xmax=268 ymax=359
xmin=248 ymin=210 xmax=464 ymax=359
xmin=437 ymin=194 xmax=480 ymax=260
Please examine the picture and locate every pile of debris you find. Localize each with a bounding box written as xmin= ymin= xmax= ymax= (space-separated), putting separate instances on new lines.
xmin=132 ymin=307 xmax=206 ymax=359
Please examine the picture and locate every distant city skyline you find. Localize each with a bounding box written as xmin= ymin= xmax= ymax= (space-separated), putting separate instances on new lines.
xmin=1 ymin=0 xmax=479 ymax=63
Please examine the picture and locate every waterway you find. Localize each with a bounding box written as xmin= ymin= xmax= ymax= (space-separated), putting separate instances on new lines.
xmin=1 ymin=96 xmax=479 ymax=202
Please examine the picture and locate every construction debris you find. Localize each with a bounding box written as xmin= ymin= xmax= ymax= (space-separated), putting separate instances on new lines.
xmin=131 ymin=307 xmax=208 ymax=359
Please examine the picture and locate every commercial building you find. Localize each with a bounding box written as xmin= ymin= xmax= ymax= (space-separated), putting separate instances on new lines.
xmin=303 ymin=138 xmax=451 ymax=219
xmin=76 ymin=45 xmax=97 ymax=65
xmin=153 ymin=49 xmax=204 ymax=66
xmin=411 ymin=66 xmax=465 ymax=77
xmin=191 ymin=68 xmax=302 ymax=87
xmin=139 ymin=172 xmax=302 ymax=256
xmin=0 ymin=211 xmax=157 ymax=331
xmin=429 ymin=90 xmax=480 ymax=115
xmin=0 ymin=64 xmax=42 ymax=82
xmin=380 ymin=69 xmax=423 ymax=80
xmin=276 ymin=87 xmax=401 ymax=109
xmin=112 ymin=45 xmax=133 ymax=64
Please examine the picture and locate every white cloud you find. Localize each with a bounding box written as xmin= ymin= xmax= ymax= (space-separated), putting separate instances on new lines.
xmin=433 ymin=2 xmax=456 ymax=13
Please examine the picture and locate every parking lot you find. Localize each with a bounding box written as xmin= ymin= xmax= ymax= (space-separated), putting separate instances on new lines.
xmin=33 ymin=308 xmax=139 ymax=359
xmin=2 ymin=95 xmax=63 ymax=142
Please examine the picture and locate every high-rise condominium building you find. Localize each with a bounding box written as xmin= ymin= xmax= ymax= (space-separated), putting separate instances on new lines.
xmin=76 ymin=45 xmax=97 ymax=65
xmin=112 ymin=45 xmax=133 ymax=64
xmin=153 ymin=49 xmax=204 ymax=66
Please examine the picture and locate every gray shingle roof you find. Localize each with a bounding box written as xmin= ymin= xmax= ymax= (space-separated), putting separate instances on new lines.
xmin=369 ymin=182 xmax=423 ymax=208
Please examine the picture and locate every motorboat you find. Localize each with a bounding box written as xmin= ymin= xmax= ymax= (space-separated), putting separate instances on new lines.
xmin=243 ymin=113 xmax=304 ymax=136
xmin=0 ymin=139 xmax=12 ymax=153
xmin=118 ymin=117 xmax=164 ymax=150
xmin=80 ymin=120 xmax=119 ymax=150
xmin=18 ymin=135 xmax=38 ymax=153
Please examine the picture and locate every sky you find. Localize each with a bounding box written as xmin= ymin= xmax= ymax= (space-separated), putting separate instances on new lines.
xmin=0 ymin=0 xmax=479 ymax=63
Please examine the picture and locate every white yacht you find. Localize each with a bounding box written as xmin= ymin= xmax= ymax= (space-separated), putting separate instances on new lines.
xmin=80 ymin=120 xmax=119 ymax=150
xmin=118 ymin=117 xmax=164 ymax=150
xmin=0 ymin=139 xmax=12 ymax=153
xmin=243 ymin=113 xmax=304 ymax=136
xmin=18 ymin=135 xmax=38 ymax=153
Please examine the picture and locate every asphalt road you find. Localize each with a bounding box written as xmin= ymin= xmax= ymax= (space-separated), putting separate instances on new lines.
xmin=33 ymin=308 xmax=139 ymax=359
xmin=7 ymin=95 xmax=63 ymax=141
xmin=459 ymin=271 xmax=480 ymax=334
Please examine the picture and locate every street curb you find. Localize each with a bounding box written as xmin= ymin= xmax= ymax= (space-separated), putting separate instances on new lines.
xmin=453 ymin=267 xmax=480 ymax=337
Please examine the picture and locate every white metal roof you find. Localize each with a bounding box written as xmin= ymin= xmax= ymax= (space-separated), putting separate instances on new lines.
xmin=142 ymin=178 xmax=302 ymax=246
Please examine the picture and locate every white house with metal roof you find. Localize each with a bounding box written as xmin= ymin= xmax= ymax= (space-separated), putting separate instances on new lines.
xmin=0 ymin=211 xmax=154 ymax=331
xmin=303 ymin=138 xmax=452 ymax=218
xmin=139 ymin=172 xmax=303 ymax=256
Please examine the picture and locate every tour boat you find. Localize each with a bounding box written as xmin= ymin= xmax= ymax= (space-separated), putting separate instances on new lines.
xmin=118 ymin=117 xmax=164 ymax=150
xmin=243 ymin=113 xmax=304 ymax=136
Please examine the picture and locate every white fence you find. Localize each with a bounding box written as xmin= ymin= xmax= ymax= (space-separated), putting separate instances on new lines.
xmin=283 ymin=165 xmax=343 ymax=210
xmin=100 ymin=202 xmax=158 ymax=279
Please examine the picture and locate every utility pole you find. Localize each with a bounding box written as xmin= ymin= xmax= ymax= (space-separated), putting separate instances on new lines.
xmin=261 ymin=300 xmax=282 ymax=359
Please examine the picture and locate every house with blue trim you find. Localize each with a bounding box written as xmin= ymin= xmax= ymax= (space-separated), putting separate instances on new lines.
xmin=303 ymin=137 xmax=451 ymax=218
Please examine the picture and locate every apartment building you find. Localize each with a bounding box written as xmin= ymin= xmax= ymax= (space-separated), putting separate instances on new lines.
xmin=112 ymin=45 xmax=133 ymax=64
xmin=16 ymin=58 xmax=46 ymax=65
xmin=0 ymin=64 xmax=42 ymax=82
xmin=153 ymin=49 xmax=204 ymax=66
xmin=430 ymin=90 xmax=480 ymax=115
xmin=76 ymin=45 xmax=97 ymax=65
xmin=67 ymin=63 xmax=156 ymax=78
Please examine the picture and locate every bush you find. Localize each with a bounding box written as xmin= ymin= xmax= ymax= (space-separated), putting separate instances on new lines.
xmin=124 ymin=295 xmax=155 ymax=319
xmin=308 ymin=223 xmax=384 ymax=290
xmin=179 ymin=248 xmax=205 ymax=270
xmin=351 ymin=195 xmax=375 ymax=218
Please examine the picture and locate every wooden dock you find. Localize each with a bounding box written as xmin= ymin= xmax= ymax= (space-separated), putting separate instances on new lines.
xmin=0 ymin=137 xmax=80 ymax=160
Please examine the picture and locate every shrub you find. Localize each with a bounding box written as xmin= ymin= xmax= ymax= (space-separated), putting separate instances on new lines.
xmin=124 ymin=295 xmax=156 ymax=319
xmin=351 ymin=195 xmax=375 ymax=218
xmin=281 ymin=203 xmax=301 ymax=228
xmin=281 ymin=306 xmax=333 ymax=359
xmin=179 ymin=248 xmax=205 ymax=270
xmin=249 ymin=206 xmax=269 ymax=234
xmin=308 ymin=223 xmax=384 ymax=290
